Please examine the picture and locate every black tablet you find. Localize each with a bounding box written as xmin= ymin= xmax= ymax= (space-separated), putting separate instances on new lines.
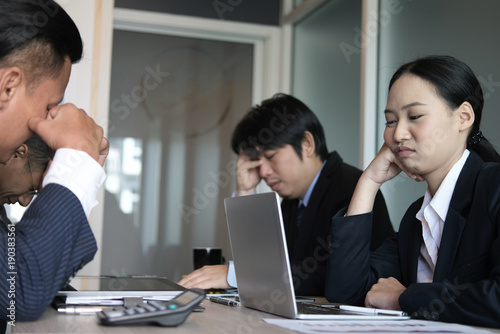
xmin=57 ymin=276 xmax=185 ymax=304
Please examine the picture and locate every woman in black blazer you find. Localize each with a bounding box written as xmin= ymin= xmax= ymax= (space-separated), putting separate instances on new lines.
xmin=325 ymin=55 xmax=500 ymax=328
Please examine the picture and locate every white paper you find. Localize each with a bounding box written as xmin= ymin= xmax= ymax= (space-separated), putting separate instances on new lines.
xmin=263 ymin=319 xmax=495 ymax=334
xmin=63 ymin=295 xmax=176 ymax=305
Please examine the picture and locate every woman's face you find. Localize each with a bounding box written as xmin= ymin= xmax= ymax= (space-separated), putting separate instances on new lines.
xmin=0 ymin=146 xmax=41 ymax=206
xmin=384 ymin=74 xmax=469 ymax=182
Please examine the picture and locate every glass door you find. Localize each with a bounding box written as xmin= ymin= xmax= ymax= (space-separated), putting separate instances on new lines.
xmin=101 ymin=29 xmax=254 ymax=281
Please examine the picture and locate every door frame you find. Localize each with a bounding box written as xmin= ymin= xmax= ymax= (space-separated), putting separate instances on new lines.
xmin=281 ymin=0 xmax=380 ymax=169
xmin=113 ymin=8 xmax=283 ymax=105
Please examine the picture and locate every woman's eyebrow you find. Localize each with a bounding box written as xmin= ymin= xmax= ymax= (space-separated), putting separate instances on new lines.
xmin=385 ymin=102 xmax=427 ymax=114
xmin=401 ymin=102 xmax=426 ymax=110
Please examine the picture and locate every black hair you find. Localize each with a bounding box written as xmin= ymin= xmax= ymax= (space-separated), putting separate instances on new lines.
xmin=231 ymin=93 xmax=329 ymax=161
xmin=0 ymin=0 xmax=83 ymax=89
xmin=389 ymin=55 xmax=500 ymax=163
xmin=23 ymin=135 xmax=50 ymax=174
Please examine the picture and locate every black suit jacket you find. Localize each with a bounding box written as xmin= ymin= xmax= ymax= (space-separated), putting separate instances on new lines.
xmin=282 ymin=152 xmax=393 ymax=296
xmin=326 ymin=151 xmax=500 ymax=328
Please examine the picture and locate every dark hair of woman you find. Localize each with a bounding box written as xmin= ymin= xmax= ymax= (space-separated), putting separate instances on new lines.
xmin=23 ymin=135 xmax=50 ymax=174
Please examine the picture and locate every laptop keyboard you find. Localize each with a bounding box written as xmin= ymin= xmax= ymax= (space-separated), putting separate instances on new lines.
xmin=297 ymin=303 xmax=344 ymax=315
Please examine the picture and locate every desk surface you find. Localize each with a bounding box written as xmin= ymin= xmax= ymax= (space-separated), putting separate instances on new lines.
xmin=12 ymin=300 xmax=500 ymax=334
xmin=12 ymin=300 xmax=295 ymax=334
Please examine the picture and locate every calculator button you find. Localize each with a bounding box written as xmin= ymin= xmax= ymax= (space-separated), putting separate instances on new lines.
xmin=143 ymin=304 xmax=157 ymax=312
xmin=103 ymin=310 xmax=125 ymax=318
xmin=148 ymin=301 xmax=167 ymax=310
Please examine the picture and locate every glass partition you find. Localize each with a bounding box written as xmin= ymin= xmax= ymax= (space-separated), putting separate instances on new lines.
xmin=101 ymin=30 xmax=253 ymax=280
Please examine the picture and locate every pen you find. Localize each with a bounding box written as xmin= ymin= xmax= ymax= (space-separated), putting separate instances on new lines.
xmin=205 ymin=293 xmax=239 ymax=298
xmin=209 ymin=296 xmax=239 ymax=307
xmin=57 ymin=306 xmax=108 ymax=314
xmin=338 ymin=305 xmax=407 ymax=316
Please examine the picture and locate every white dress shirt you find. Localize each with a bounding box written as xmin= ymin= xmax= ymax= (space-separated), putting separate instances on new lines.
xmin=42 ymin=148 xmax=106 ymax=217
xmin=416 ymin=149 xmax=469 ymax=282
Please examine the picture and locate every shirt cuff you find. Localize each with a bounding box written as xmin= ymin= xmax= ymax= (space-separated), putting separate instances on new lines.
xmin=226 ymin=261 xmax=238 ymax=287
xmin=231 ymin=190 xmax=257 ymax=198
xmin=43 ymin=148 xmax=106 ymax=217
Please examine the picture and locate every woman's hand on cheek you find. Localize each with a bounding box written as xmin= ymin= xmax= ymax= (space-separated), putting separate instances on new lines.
xmin=389 ymin=151 xmax=425 ymax=182
xmin=364 ymin=144 xmax=403 ymax=186
xmin=366 ymin=144 xmax=425 ymax=184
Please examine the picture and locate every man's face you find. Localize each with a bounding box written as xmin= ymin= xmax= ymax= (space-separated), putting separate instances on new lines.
xmin=0 ymin=59 xmax=71 ymax=163
xmin=258 ymin=144 xmax=310 ymax=199
xmin=0 ymin=149 xmax=42 ymax=206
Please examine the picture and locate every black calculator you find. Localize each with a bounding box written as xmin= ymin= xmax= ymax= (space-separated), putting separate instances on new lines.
xmin=97 ymin=288 xmax=205 ymax=327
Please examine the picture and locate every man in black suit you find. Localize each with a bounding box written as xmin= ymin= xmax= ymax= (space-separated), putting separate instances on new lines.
xmin=0 ymin=0 xmax=108 ymax=322
xmin=179 ymin=93 xmax=394 ymax=296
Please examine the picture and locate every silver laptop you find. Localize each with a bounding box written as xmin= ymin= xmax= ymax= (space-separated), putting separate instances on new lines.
xmin=224 ymin=192 xmax=409 ymax=320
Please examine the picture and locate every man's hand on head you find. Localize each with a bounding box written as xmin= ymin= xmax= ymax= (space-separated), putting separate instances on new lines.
xmin=28 ymin=103 xmax=109 ymax=166
xmin=235 ymin=153 xmax=262 ymax=196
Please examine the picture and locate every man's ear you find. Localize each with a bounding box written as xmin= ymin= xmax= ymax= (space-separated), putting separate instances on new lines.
xmin=0 ymin=67 xmax=22 ymax=106
xmin=301 ymin=131 xmax=316 ymax=158
xmin=457 ymin=101 xmax=475 ymax=132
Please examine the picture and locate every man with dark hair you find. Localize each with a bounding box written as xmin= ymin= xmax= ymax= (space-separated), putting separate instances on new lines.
xmin=179 ymin=93 xmax=394 ymax=296
xmin=0 ymin=0 xmax=108 ymax=322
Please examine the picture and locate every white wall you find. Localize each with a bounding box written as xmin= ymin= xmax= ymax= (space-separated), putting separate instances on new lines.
xmin=57 ymin=0 xmax=115 ymax=277
xmin=292 ymin=0 xmax=362 ymax=168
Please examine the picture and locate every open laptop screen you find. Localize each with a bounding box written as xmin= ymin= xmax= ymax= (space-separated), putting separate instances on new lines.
xmin=224 ymin=192 xmax=299 ymax=318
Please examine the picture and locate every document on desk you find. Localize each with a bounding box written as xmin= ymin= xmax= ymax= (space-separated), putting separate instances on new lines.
xmin=263 ymin=319 xmax=494 ymax=333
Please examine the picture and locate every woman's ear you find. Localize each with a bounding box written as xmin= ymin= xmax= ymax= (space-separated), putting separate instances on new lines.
xmin=13 ymin=144 xmax=28 ymax=159
xmin=457 ymin=101 xmax=475 ymax=132
xmin=301 ymin=131 xmax=316 ymax=158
